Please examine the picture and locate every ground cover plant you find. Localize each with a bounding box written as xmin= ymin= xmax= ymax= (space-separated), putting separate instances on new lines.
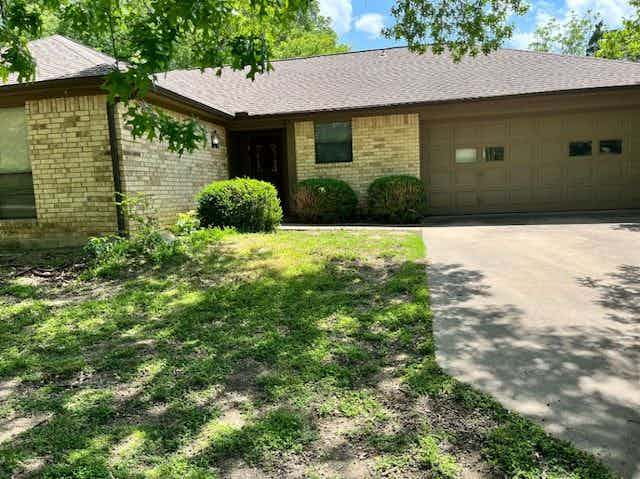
xmin=0 ymin=230 xmax=615 ymax=478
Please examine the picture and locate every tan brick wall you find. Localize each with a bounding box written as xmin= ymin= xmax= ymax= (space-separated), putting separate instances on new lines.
xmin=295 ymin=113 xmax=421 ymax=202
xmin=0 ymin=95 xmax=118 ymax=248
xmin=115 ymin=104 xmax=228 ymax=229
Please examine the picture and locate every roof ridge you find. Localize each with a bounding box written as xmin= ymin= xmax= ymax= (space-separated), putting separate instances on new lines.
xmin=269 ymin=45 xmax=409 ymax=63
xmin=35 ymin=34 xmax=117 ymax=65
xmin=161 ymin=46 xmax=413 ymax=75
xmin=163 ymin=43 xmax=640 ymax=76
xmin=500 ymin=46 xmax=640 ymax=66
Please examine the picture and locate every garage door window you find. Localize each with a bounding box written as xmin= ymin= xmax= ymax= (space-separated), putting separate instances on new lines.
xmin=314 ymin=121 xmax=353 ymax=164
xmin=0 ymin=107 xmax=36 ymax=219
xmin=569 ymin=141 xmax=592 ymax=157
xmin=455 ymin=148 xmax=477 ymax=163
xmin=599 ymin=139 xmax=622 ymax=155
xmin=484 ymin=146 xmax=505 ymax=162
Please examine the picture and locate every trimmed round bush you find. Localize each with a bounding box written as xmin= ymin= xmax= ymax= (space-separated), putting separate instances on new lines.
xmin=197 ymin=178 xmax=282 ymax=232
xmin=294 ymin=178 xmax=358 ymax=222
xmin=367 ymin=175 xmax=427 ymax=223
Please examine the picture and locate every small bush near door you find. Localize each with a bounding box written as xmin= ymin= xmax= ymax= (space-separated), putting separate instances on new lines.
xmin=197 ymin=178 xmax=282 ymax=232
xmin=294 ymin=178 xmax=358 ymax=222
xmin=368 ymin=175 xmax=427 ymax=223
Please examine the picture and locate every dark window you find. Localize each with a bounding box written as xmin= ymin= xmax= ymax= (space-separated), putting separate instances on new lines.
xmin=569 ymin=141 xmax=592 ymax=157
xmin=0 ymin=107 xmax=35 ymax=219
xmin=315 ymin=121 xmax=353 ymax=164
xmin=484 ymin=146 xmax=505 ymax=162
xmin=599 ymin=139 xmax=622 ymax=155
xmin=0 ymin=173 xmax=36 ymax=219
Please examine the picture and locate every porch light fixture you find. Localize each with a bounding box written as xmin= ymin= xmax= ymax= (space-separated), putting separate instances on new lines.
xmin=211 ymin=130 xmax=220 ymax=149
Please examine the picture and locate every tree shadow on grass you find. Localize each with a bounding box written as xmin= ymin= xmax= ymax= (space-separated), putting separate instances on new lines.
xmin=0 ymin=235 xmax=432 ymax=478
xmin=428 ymin=261 xmax=640 ymax=478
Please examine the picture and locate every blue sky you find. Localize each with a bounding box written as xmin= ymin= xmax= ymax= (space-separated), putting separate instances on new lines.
xmin=318 ymin=0 xmax=634 ymax=52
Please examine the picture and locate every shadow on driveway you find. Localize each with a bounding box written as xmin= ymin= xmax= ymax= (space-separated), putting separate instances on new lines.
xmin=428 ymin=258 xmax=640 ymax=479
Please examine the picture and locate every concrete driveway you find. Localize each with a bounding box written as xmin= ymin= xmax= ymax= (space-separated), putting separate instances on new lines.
xmin=423 ymin=214 xmax=640 ymax=478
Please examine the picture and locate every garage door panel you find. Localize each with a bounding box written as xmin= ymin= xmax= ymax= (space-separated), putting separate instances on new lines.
xmin=427 ymin=145 xmax=450 ymax=169
xmin=533 ymin=186 xmax=563 ymax=203
xmin=541 ymin=142 xmax=565 ymax=162
xmin=510 ymin=165 xmax=533 ymax=186
xmin=510 ymin=119 xmax=536 ymax=139
xmin=454 ymin=125 xmax=478 ymax=142
xmin=478 ymin=190 xmax=508 ymax=207
xmin=479 ymin=121 xmax=507 ymax=141
xmin=455 ymin=191 xmax=477 ymax=208
xmin=429 ymin=170 xmax=451 ymax=190
xmin=595 ymin=160 xmax=625 ymax=185
xmin=427 ymin=125 xmax=451 ymax=143
xmin=567 ymin=186 xmax=594 ymax=204
xmin=595 ymin=113 xmax=630 ymax=137
xmin=429 ymin=192 xmax=452 ymax=209
xmin=454 ymin=168 xmax=477 ymax=187
xmin=479 ymin=168 xmax=508 ymax=188
xmin=538 ymin=117 xmax=563 ymax=138
xmin=511 ymin=143 xmax=534 ymax=163
xmin=627 ymin=140 xmax=640 ymax=178
xmin=596 ymin=185 xmax=626 ymax=204
xmin=510 ymin=189 xmax=533 ymax=204
xmin=567 ymin=160 xmax=593 ymax=185
xmin=563 ymin=113 xmax=594 ymax=137
xmin=539 ymin=165 xmax=564 ymax=186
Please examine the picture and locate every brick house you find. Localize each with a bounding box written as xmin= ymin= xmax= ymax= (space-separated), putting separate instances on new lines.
xmin=1 ymin=35 xmax=640 ymax=247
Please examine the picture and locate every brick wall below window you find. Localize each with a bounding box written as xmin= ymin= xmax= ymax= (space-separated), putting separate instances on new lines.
xmin=295 ymin=113 xmax=421 ymax=203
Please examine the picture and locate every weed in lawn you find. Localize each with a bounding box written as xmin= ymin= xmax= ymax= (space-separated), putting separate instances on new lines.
xmin=416 ymin=431 xmax=460 ymax=478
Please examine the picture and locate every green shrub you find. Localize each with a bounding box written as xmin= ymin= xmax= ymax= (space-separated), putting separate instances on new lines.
xmin=196 ymin=178 xmax=282 ymax=232
xmin=294 ymin=178 xmax=358 ymax=222
xmin=367 ymin=175 xmax=426 ymax=223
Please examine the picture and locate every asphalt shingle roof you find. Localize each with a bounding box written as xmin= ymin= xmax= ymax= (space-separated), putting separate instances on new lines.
xmin=5 ymin=35 xmax=640 ymax=118
xmin=158 ymin=47 xmax=640 ymax=116
xmin=4 ymin=35 xmax=117 ymax=85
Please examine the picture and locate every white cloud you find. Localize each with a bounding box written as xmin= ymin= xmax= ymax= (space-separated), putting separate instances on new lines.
xmin=319 ymin=0 xmax=353 ymax=34
xmin=507 ymin=0 xmax=633 ymax=52
xmin=507 ymin=31 xmax=536 ymax=49
xmin=565 ymin=0 xmax=633 ymax=26
xmin=355 ymin=13 xmax=385 ymax=39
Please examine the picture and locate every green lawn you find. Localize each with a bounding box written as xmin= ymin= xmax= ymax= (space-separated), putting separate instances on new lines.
xmin=0 ymin=230 xmax=615 ymax=478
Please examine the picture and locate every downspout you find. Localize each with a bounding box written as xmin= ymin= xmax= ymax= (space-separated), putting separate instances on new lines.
xmin=106 ymin=101 xmax=126 ymax=236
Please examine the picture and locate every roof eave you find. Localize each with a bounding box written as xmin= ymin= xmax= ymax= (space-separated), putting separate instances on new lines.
xmin=0 ymin=75 xmax=234 ymax=122
xmin=151 ymin=85 xmax=234 ymax=121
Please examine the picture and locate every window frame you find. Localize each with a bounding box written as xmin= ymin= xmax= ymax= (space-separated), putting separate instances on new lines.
xmin=314 ymin=121 xmax=353 ymax=165
xmin=599 ymin=139 xmax=623 ymax=155
xmin=455 ymin=147 xmax=478 ymax=164
xmin=483 ymin=146 xmax=505 ymax=162
xmin=569 ymin=140 xmax=593 ymax=158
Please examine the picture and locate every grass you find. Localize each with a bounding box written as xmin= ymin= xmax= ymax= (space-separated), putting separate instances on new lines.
xmin=0 ymin=230 xmax=617 ymax=478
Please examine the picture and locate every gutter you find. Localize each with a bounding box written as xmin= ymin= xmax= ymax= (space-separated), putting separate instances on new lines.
xmin=106 ymin=101 xmax=126 ymax=236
